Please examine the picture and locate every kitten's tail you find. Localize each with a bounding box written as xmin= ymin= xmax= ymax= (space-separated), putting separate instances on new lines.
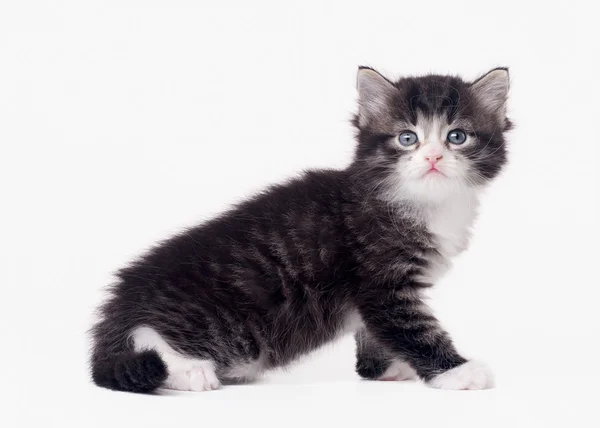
xmin=91 ymin=349 xmax=167 ymax=393
xmin=90 ymin=321 xmax=168 ymax=393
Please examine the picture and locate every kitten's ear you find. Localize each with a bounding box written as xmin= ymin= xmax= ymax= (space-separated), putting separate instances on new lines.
xmin=356 ymin=66 xmax=396 ymax=127
xmin=471 ymin=68 xmax=510 ymax=118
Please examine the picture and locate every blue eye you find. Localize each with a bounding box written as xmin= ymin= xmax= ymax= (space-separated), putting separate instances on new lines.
xmin=398 ymin=131 xmax=418 ymax=146
xmin=447 ymin=129 xmax=467 ymax=145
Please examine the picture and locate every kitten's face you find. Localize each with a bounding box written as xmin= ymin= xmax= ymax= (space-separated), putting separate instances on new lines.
xmin=353 ymin=68 xmax=511 ymax=204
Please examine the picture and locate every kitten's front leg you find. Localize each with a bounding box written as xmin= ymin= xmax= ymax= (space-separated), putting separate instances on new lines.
xmin=355 ymin=327 xmax=417 ymax=381
xmin=357 ymin=292 xmax=494 ymax=390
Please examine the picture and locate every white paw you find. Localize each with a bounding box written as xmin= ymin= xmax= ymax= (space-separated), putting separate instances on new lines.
xmin=427 ymin=360 xmax=494 ymax=390
xmin=165 ymin=361 xmax=221 ymax=392
xmin=188 ymin=365 xmax=221 ymax=391
xmin=378 ymin=360 xmax=418 ymax=381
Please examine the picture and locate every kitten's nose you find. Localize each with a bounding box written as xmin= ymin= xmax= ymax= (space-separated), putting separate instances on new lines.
xmin=425 ymin=155 xmax=443 ymax=165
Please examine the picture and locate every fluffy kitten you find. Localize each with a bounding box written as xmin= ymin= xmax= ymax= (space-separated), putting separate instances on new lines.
xmin=90 ymin=66 xmax=511 ymax=393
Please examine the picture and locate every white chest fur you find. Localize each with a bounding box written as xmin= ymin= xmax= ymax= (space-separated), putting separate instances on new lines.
xmin=428 ymin=191 xmax=479 ymax=257
xmin=418 ymin=191 xmax=479 ymax=284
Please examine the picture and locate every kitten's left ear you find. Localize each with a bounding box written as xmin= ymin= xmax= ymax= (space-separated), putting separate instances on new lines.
xmin=471 ymin=68 xmax=510 ymax=119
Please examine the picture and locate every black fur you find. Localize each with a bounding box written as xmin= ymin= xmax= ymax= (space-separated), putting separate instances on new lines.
xmin=90 ymin=67 xmax=510 ymax=392
xmin=92 ymin=350 xmax=167 ymax=393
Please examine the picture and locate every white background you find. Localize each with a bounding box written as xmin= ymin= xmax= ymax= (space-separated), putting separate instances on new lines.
xmin=1 ymin=1 xmax=599 ymax=427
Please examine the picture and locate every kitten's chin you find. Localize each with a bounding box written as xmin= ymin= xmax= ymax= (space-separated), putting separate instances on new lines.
xmin=379 ymin=170 xmax=476 ymax=206
xmin=399 ymin=176 xmax=471 ymax=205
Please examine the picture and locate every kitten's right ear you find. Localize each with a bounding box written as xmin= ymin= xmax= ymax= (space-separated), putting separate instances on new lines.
xmin=356 ymin=66 xmax=396 ymax=127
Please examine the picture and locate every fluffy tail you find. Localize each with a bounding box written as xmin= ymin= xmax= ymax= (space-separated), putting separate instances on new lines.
xmin=91 ymin=349 xmax=168 ymax=393
xmin=90 ymin=313 xmax=168 ymax=393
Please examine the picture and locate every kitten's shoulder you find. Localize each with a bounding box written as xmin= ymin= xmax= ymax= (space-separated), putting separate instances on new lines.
xmin=244 ymin=168 xmax=349 ymax=208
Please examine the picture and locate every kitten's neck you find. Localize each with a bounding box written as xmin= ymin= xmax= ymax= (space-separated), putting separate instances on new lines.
xmin=379 ymin=185 xmax=480 ymax=219
xmin=382 ymin=187 xmax=481 ymax=257
xmin=423 ymin=190 xmax=480 ymax=257
xmin=346 ymin=168 xmax=482 ymax=255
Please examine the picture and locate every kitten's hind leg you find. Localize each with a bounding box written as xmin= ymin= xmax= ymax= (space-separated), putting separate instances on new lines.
xmin=132 ymin=326 xmax=220 ymax=392
xmin=355 ymin=327 xmax=417 ymax=381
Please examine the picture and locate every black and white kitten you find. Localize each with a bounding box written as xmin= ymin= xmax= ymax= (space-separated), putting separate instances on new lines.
xmin=91 ymin=66 xmax=511 ymax=393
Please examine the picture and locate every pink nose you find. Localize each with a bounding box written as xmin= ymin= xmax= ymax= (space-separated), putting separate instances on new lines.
xmin=425 ymin=155 xmax=443 ymax=165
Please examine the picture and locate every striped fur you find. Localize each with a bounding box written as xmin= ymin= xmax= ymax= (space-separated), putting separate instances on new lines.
xmin=90 ymin=67 xmax=510 ymax=392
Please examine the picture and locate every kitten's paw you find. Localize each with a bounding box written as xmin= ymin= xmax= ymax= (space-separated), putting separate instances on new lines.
xmin=427 ymin=360 xmax=494 ymax=390
xmin=165 ymin=361 xmax=221 ymax=392
xmin=378 ymin=360 xmax=418 ymax=381
xmin=188 ymin=365 xmax=221 ymax=391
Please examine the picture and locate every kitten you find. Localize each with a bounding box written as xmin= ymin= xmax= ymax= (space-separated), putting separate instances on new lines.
xmin=90 ymin=66 xmax=511 ymax=393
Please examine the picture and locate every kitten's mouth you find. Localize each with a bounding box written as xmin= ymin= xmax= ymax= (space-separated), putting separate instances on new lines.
xmin=425 ymin=168 xmax=445 ymax=177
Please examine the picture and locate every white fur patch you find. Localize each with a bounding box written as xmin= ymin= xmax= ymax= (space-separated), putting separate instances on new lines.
xmin=131 ymin=326 xmax=220 ymax=392
xmin=412 ymin=189 xmax=479 ymax=285
xmin=427 ymin=360 xmax=494 ymax=390
xmin=427 ymin=189 xmax=478 ymax=256
xmin=378 ymin=359 xmax=418 ymax=381
xmin=224 ymin=356 xmax=265 ymax=381
xmin=340 ymin=309 xmax=365 ymax=336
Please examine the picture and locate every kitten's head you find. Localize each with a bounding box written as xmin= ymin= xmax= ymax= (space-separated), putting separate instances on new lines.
xmin=352 ymin=67 xmax=511 ymax=204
